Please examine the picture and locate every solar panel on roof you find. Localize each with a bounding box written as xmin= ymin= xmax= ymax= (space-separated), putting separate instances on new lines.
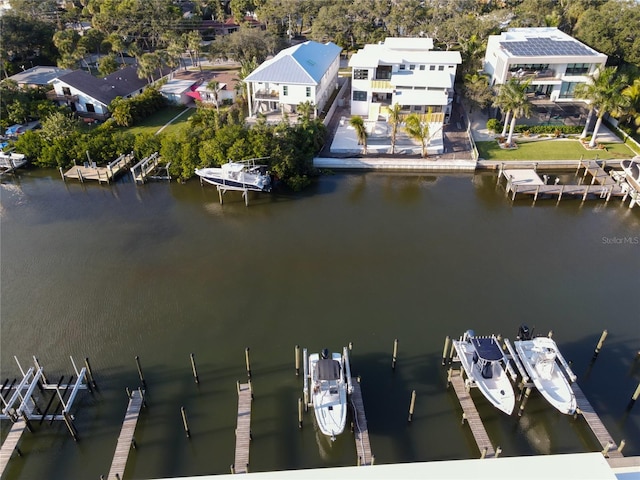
xmin=500 ymin=37 xmax=593 ymax=56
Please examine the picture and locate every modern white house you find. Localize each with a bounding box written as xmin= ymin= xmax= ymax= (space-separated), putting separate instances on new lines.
xmin=244 ymin=41 xmax=342 ymax=120
xmin=348 ymin=37 xmax=461 ymax=123
xmin=483 ymin=27 xmax=607 ymax=101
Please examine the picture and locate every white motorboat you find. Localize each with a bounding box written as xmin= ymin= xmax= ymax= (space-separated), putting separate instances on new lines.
xmin=621 ymin=158 xmax=640 ymax=191
xmin=303 ymin=347 xmax=353 ymax=441
xmin=195 ymin=159 xmax=271 ymax=192
xmin=514 ymin=331 xmax=577 ymax=415
xmin=453 ymin=330 xmax=516 ymax=415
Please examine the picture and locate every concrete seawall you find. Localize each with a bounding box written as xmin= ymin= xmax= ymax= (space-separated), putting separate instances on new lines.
xmin=313 ymin=157 xmax=477 ymax=172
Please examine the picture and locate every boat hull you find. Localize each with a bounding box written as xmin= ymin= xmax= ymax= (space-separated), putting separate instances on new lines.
xmin=195 ymin=165 xmax=271 ymax=192
xmin=515 ymin=337 xmax=576 ymax=415
xmin=309 ymin=352 xmax=348 ymax=439
xmin=454 ymin=338 xmax=516 ymax=415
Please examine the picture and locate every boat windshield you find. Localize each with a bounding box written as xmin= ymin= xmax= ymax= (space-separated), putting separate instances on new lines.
xmin=471 ymin=337 xmax=503 ymax=361
xmin=317 ymin=358 xmax=341 ymax=381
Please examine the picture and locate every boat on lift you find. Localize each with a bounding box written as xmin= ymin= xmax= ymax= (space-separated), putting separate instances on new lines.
xmin=195 ymin=158 xmax=272 ymax=192
xmin=303 ymin=347 xmax=353 ymax=441
xmin=621 ymin=158 xmax=640 ymax=191
xmin=452 ymin=330 xmax=516 ymax=415
xmin=513 ymin=325 xmax=577 ymax=415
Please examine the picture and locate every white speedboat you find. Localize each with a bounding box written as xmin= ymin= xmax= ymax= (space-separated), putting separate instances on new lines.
xmin=621 ymin=158 xmax=640 ymax=191
xmin=195 ymin=159 xmax=271 ymax=192
xmin=303 ymin=347 xmax=353 ymax=441
xmin=514 ymin=335 xmax=577 ymax=415
xmin=453 ymin=330 xmax=516 ymax=415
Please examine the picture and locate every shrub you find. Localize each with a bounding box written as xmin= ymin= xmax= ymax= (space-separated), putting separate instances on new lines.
xmin=513 ymin=124 xmax=583 ymax=135
xmin=486 ymin=118 xmax=502 ymax=133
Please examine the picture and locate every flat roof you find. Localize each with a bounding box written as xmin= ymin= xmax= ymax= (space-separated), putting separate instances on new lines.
xmin=154 ymin=453 xmax=625 ymax=480
xmin=496 ymin=27 xmax=604 ymax=58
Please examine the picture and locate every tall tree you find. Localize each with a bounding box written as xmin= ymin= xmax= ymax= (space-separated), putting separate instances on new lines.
xmin=206 ymin=80 xmax=220 ymax=111
xmin=463 ymin=73 xmax=493 ymax=113
xmin=403 ymin=113 xmax=430 ymax=158
xmin=493 ymin=78 xmax=532 ymax=146
xmin=622 ymin=78 xmax=640 ymax=134
xmin=574 ymin=66 xmax=630 ymax=148
xmin=349 ymin=115 xmax=367 ymax=154
xmin=388 ymin=103 xmax=402 ymax=155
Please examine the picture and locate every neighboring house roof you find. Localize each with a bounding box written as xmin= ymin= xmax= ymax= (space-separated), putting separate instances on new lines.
xmin=160 ymin=79 xmax=197 ymax=96
xmin=495 ymin=27 xmax=604 ymax=58
xmin=8 ymin=66 xmax=72 ymax=86
xmin=54 ymin=66 xmax=164 ymax=107
xmin=244 ymin=41 xmax=342 ymax=86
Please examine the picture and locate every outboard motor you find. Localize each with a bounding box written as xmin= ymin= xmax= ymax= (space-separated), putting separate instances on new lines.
xmin=517 ymin=324 xmax=532 ymax=341
xmin=321 ymin=348 xmax=329 ymax=359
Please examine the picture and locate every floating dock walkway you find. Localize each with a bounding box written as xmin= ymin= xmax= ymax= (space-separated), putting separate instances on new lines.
xmin=0 ymin=420 xmax=27 ymax=475
xmin=107 ymin=389 xmax=145 ymax=480
xmin=232 ymin=382 xmax=253 ymax=474
xmin=447 ymin=369 xmax=497 ymax=458
xmin=573 ymin=383 xmax=623 ymax=459
xmin=350 ymin=380 xmax=373 ymax=466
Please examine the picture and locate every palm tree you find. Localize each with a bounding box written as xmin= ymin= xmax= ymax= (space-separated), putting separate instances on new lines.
xmin=349 ymin=116 xmax=368 ymax=154
xmin=206 ymin=80 xmax=220 ymax=111
xmin=574 ymin=67 xmax=629 ymax=148
xmin=404 ymin=113 xmax=430 ymax=158
xmin=622 ymin=78 xmax=640 ymax=134
xmin=297 ymin=100 xmax=314 ymax=126
xmin=493 ymin=78 xmax=532 ymax=146
xmin=388 ymin=103 xmax=402 ymax=154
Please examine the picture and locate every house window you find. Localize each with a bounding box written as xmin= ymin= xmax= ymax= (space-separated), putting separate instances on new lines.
xmin=353 ymin=69 xmax=369 ymax=80
xmin=419 ymin=65 xmax=425 ymax=71
xmin=399 ymin=64 xmax=406 ymax=70
xmin=559 ymin=81 xmax=578 ymax=98
xmin=62 ymin=87 xmax=71 ymax=96
xmin=409 ymin=65 xmax=415 ymax=70
xmin=413 ymin=105 xmax=422 ymax=111
xmin=306 ymin=87 xmax=311 ymax=97
xmin=352 ymin=91 xmax=367 ymax=101
xmin=438 ymin=65 xmax=444 ymax=71
xmin=283 ymin=86 xmax=288 ymax=96
xmin=429 ymin=65 xmax=435 ymax=71
xmin=566 ymin=63 xmax=590 ymax=75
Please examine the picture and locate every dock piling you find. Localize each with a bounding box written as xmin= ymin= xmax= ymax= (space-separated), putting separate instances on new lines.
xmin=245 ymin=348 xmax=252 ymax=378
xmin=592 ymin=330 xmax=608 ymax=361
xmin=442 ymin=336 xmax=450 ymax=366
xmin=298 ymin=398 xmax=303 ymax=428
xmin=181 ymin=406 xmax=191 ymax=438
xmin=84 ymin=358 xmax=97 ymax=390
xmin=295 ymin=345 xmax=300 ymax=376
xmin=190 ymin=353 xmax=199 ymax=384
xmin=407 ymin=390 xmax=416 ymax=423
xmin=518 ymin=387 xmax=532 ymax=416
xmin=392 ymin=338 xmax=399 ymax=370
xmin=134 ymin=356 xmax=146 ymax=388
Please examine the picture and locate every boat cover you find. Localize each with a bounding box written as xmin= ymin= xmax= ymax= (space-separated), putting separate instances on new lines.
xmin=471 ymin=337 xmax=503 ymax=361
xmin=317 ymin=358 xmax=340 ymax=381
xmin=622 ymin=160 xmax=640 ymax=182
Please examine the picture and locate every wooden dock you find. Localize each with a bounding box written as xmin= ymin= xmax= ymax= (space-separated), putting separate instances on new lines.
xmin=107 ymin=389 xmax=145 ymax=480
xmin=497 ymin=158 xmax=640 ymax=204
xmin=62 ymin=152 xmax=134 ymax=184
xmin=233 ymin=382 xmax=253 ymax=474
xmin=573 ymin=383 xmax=623 ymax=459
xmin=0 ymin=420 xmax=27 ymax=476
xmin=448 ymin=369 xmax=496 ymax=458
xmin=350 ymin=380 xmax=373 ymax=466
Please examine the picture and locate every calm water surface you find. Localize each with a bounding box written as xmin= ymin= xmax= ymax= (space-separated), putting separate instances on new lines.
xmin=1 ymin=169 xmax=639 ymax=479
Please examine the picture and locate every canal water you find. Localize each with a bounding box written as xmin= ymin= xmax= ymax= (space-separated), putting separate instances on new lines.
xmin=1 ymin=169 xmax=639 ymax=479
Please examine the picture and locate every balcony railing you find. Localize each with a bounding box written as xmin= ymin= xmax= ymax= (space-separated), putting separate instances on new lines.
xmin=47 ymin=92 xmax=79 ymax=103
xmin=253 ymin=89 xmax=279 ymax=100
xmin=370 ymin=80 xmax=392 ymax=90
xmin=508 ymin=69 xmax=558 ymax=81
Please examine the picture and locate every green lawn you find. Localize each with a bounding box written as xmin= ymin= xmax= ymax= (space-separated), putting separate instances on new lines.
xmin=125 ymin=106 xmax=195 ymax=136
xmin=476 ymin=138 xmax=636 ymax=161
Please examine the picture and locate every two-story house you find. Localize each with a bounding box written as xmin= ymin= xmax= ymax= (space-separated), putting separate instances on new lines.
xmin=348 ymin=37 xmax=462 ymax=124
xmin=483 ymin=27 xmax=607 ymax=101
xmin=244 ymin=41 xmax=342 ymax=120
